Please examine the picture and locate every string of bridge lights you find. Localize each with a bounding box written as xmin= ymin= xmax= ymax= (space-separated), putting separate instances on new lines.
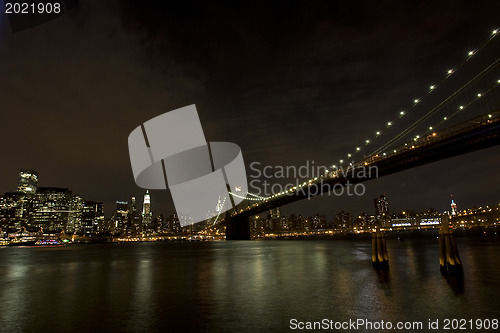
xmin=371 ymin=61 xmax=500 ymax=157
xmin=326 ymin=27 xmax=500 ymax=173
xmin=376 ymin=79 xmax=499 ymax=156
xmin=432 ymin=79 xmax=499 ymax=130
xmin=247 ymin=192 xmax=267 ymax=200
xmin=256 ymin=78 xmax=498 ymax=202
xmin=229 ymin=191 xmax=263 ymax=201
xmin=248 ymin=28 xmax=500 ymax=203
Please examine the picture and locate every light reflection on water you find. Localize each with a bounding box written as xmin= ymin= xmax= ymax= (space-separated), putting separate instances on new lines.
xmin=0 ymin=236 xmax=498 ymax=332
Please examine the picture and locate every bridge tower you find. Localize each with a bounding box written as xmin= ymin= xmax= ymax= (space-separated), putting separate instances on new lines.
xmin=225 ymin=215 xmax=251 ymax=240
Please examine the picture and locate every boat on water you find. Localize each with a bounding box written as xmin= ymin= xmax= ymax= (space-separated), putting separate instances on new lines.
xmin=5 ymin=227 xmax=66 ymax=246
xmin=35 ymin=239 xmax=63 ymax=246
xmin=7 ymin=238 xmax=64 ymax=246
xmin=8 ymin=237 xmax=37 ymax=246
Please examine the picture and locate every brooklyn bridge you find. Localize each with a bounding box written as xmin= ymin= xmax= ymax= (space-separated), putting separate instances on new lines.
xmin=219 ymin=28 xmax=500 ymax=240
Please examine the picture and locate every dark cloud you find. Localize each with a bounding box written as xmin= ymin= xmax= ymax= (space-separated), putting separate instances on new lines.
xmin=0 ymin=0 xmax=499 ymax=218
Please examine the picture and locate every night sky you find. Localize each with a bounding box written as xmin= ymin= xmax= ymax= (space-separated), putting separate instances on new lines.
xmin=1 ymin=0 xmax=499 ymax=219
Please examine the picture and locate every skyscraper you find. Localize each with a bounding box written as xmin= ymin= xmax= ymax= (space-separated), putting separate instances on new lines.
xmin=335 ymin=211 xmax=352 ymax=230
xmin=17 ymin=169 xmax=38 ymax=194
xmin=374 ymin=195 xmax=389 ymax=218
xmin=114 ymin=201 xmax=128 ymax=231
xmin=82 ymin=201 xmax=104 ymax=236
xmin=68 ymin=195 xmax=84 ymax=233
xmin=129 ymin=196 xmax=137 ymax=213
xmin=142 ymin=190 xmax=152 ymax=229
xmin=451 ymin=198 xmax=458 ymax=216
xmin=374 ymin=194 xmax=390 ymax=227
xmin=32 ymin=187 xmax=72 ymax=231
xmin=269 ymin=207 xmax=281 ymax=219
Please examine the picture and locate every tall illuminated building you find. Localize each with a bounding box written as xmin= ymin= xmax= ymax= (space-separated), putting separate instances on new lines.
xmin=82 ymin=201 xmax=104 ymax=235
xmin=451 ymin=198 xmax=458 ymax=216
xmin=374 ymin=194 xmax=390 ymax=227
xmin=114 ymin=201 xmax=128 ymax=231
xmin=129 ymin=196 xmax=137 ymax=213
xmin=68 ymin=195 xmax=84 ymax=233
xmin=374 ymin=195 xmax=389 ymax=217
xmin=18 ymin=169 xmax=38 ymax=194
xmin=335 ymin=211 xmax=352 ymax=230
xmin=142 ymin=190 xmax=152 ymax=229
xmin=127 ymin=196 xmax=141 ymax=234
xmin=269 ymin=207 xmax=281 ymax=219
xmin=32 ymin=187 xmax=72 ymax=231
xmin=267 ymin=207 xmax=281 ymax=232
xmin=215 ymin=195 xmax=223 ymax=213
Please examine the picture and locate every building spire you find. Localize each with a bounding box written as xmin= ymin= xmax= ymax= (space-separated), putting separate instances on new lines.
xmin=142 ymin=190 xmax=152 ymax=229
xmin=450 ymin=196 xmax=458 ymax=216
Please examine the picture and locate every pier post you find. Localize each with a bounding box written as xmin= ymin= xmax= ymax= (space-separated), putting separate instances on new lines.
xmin=438 ymin=216 xmax=463 ymax=275
xmin=372 ymin=227 xmax=389 ymax=269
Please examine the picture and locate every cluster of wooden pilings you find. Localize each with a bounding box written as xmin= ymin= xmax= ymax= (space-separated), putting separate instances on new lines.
xmin=372 ymin=228 xmax=389 ymax=269
xmin=438 ymin=217 xmax=463 ymax=275
xmin=371 ymin=217 xmax=463 ymax=276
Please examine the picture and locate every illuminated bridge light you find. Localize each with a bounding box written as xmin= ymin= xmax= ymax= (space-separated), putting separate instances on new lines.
xmin=393 ymin=149 xmax=397 ymax=153
xmin=493 ymin=29 xmax=498 ymax=35
xmin=356 ymin=147 xmax=360 ymax=151
xmin=347 ymin=153 xmax=351 ymax=158
xmin=443 ymin=116 xmax=447 ymax=120
xmin=429 ymin=126 xmax=433 ymax=130
xmin=459 ymin=105 xmax=464 ymax=110
xmin=414 ymin=99 xmax=420 ymax=104
xmin=489 ymin=114 xmax=492 ymax=118
xmin=477 ymin=93 xmax=482 ymax=97
xmin=376 ymin=131 xmax=381 ymax=136
xmin=365 ymin=140 xmax=370 ymax=144
xmin=468 ymin=50 xmax=474 ymax=56
xmin=400 ymin=111 xmax=405 ymax=116
xmin=387 ymin=121 xmax=392 ymax=126
xmin=340 ymin=159 xmax=344 ymax=163
xmin=429 ymin=85 xmax=435 ymax=90
xmin=448 ymin=69 xmax=453 ymax=74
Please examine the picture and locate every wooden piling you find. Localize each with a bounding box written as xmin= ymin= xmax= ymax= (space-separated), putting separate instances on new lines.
xmin=438 ymin=217 xmax=463 ymax=275
xmin=372 ymin=228 xmax=389 ymax=269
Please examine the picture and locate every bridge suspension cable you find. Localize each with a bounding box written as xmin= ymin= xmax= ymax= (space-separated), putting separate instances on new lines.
xmin=229 ymin=191 xmax=264 ymax=201
xmin=331 ymin=27 xmax=500 ymax=168
xmin=233 ymin=28 xmax=500 ymax=205
xmin=370 ymin=57 xmax=500 ymax=157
